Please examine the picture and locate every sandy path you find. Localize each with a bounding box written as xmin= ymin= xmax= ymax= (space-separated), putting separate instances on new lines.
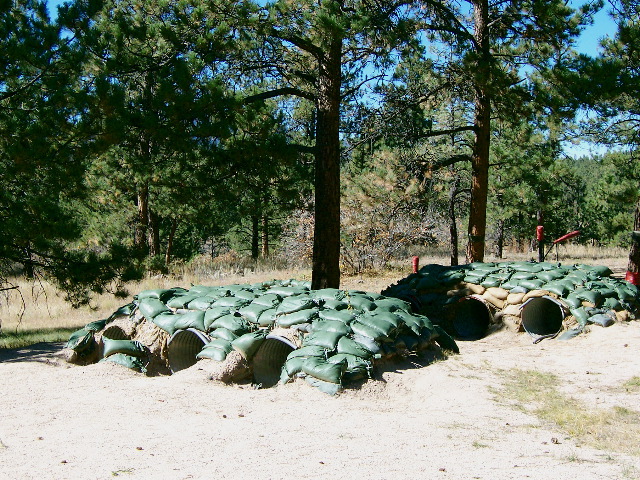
xmin=1 ymin=323 xmax=639 ymax=480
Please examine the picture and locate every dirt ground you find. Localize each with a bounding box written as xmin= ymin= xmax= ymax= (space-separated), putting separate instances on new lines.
xmin=1 ymin=320 xmax=639 ymax=480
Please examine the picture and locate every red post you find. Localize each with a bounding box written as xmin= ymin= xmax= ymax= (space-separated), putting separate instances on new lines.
xmin=626 ymin=271 xmax=640 ymax=286
xmin=412 ymin=256 xmax=419 ymax=273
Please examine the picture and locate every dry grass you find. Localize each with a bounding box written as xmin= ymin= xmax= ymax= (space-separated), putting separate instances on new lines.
xmin=498 ymin=369 xmax=640 ymax=457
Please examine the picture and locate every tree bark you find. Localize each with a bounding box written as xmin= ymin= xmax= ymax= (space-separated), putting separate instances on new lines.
xmin=627 ymin=197 xmax=640 ymax=278
xmin=311 ymin=32 xmax=342 ymax=289
xmin=466 ymin=0 xmax=491 ymax=264
xmin=262 ymin=215 xmax=270 ymax=258
xmin=149 ymin=209 xmax=161 ymax=257
xmin=135 ymin=184 xmax=149 ymax=252
xmin=251 ymin=215 xmax=260 ymax=260
xmin=448 ymin=175 xmax=460 ymax=266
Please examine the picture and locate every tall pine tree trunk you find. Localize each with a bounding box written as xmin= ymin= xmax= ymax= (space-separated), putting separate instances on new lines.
xmin=448 ymin=175 xmax=460 ymax=266
xmin=149 ymin=209 xmax=160 ymax=257
xmin=135 ymin=184 xmax=149 ymax=252
xmin=466 ymin=0 xmax=491 ymax=264
xmin=251 ymin=215 xmax=260 ymax=260
xmin=262 ymin=215 xmax=270 ymax=258
xmin=627 ymin=198 xmax=640 ymax=283
xmin=312 ymin=33 xmax=342 ymax=289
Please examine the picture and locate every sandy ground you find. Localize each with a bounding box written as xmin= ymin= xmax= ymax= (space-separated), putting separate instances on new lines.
xmin=1 ymin=320 xmax=639 ymax=480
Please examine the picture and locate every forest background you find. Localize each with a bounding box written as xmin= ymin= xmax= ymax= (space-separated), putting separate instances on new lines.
xmin=2 ymin=0 xmax=640 ymax=307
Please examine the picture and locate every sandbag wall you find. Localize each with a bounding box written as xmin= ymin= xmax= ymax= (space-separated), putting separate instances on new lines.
xmin=382 ymin=261 xmax=640 ymax=340
xmin=65 ymin=279 xmax=458 ymax=394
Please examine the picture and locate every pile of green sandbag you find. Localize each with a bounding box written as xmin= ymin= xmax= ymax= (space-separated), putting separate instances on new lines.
xmin=383 ymin=261 xmax=640 ymax=336
xmin=65 ymin=279 xmax=458 ymax=394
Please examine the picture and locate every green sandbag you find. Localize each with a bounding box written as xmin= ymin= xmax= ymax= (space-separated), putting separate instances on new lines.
xmin=564 ymin=293 xmax=582 ymax=309
xmin=196 ymin=343 xmax=231 ymax=362
xmin=312 ymin=319 xmax=351 ymax=336
xmin=311 ymin=288 xmax=347 ymax=301
xmin=173 ymin=310 xmax=206 ymax=332
xmin=480 ymin=275 xmax=503 ymax=288
xmin=577 ymin=264 xmax=613 ymax=277
xmin=66 ymin=328 xmax=94 ymax=352
xmin=346 ymin=295 xmax=376 ymax=311
xmin=318 ymin=309 xmax=356 ymax=324
xmin=352 ymin=334 xmax=382 ymax=354
xmin=350 ymin=321 xmax=387 ymax=341
xmin=393 ymin=310 xmax=427 ymax=336
xmin=99 ymin=353 xmax=147 ymax=373
xmin=276 ymin=308 xmax=319 ymax=327
xmin=357 ymin=315 xmax=397 ymax=337
xmin=304 ymin=376 xmax=343 ymax=395
xmin=603 ymin=297 xmax=622 ymax=310
xmin=209 ymin=327 xmax=239 ymax=342
xmin=469 ymin=262 xmax=497 ymax=272
xmin=373 ymin=297 xmax=412 ymax=313
xmin=301 ymin=356 xmax=347 ymax=384
xmin=282 ymin=356 xmax=307 ymax=378
xmin=303 ymin=329 xmax=343 ymax=350
xmin=212 ymin=297 xmax=250 ymax=309
xmin=463 ymin=273 xmax=486 ymax=285
xmin=518 ymin=279 xmax=546 ymax=290
xmin=102 ymin=338 xmax=147 ymax=358
xmin=203 ymin=307 xmax=232 ymax=331
xmin=432 ymin=325 xmax=459 ymax=353
xmin=541 ymin=283 xmax=569 ymax=297
xmin=288 ymin=345 xmax=328 ymax=359
xmin=137 ymin=288 xmax=186 ymax=301
xmin=166 ymin=293 xmax=200 ymax=309
xmin=415 ymin=275 xmax=442 ymax=291
xmin=277 ymin=295 xmax=315 ymax=315
xmin=190 ymin=285 xmax=222 ymax=295
xmin=239 ymin=303 xmax=272 ymax=323
xmin=327 ymin=353 xmax=372 ymax=382
xmin=231 ymin=330 xmax=268 ymax=360
xmin=257 ymin=308 xmax=277 ymax=327
xmin=327 ymin=353 xmax=372 ymax=372
xmin=575 ymin=289 xmax=602 ymax=305
xmin=437 ymin=269 xmax=466 ymax=286
xmin=234 ymin=290 xmax=257 ymax=302
xmin=267 ymin=286 xmax=308 ymax=297
xmin=138 ymin=297 xmax=170 ymax=320
xmin=510 ymin=272 xmax=536 ymax=281
xmin=84 ymin=319 xmax=109 ymax=332
xmin=510 ymin=262 xmax=543 ymax=273
xmin=571 ymin=307 xmax=589 ymax=327
xmin=152 ymin=312 xmax=179 ymax=335
xmin=537 ymin=270 xmax=565 ymax=283
xmin=336 ymin=336 xmax=374 ymax=358
xmin=204 ymin=338 xmax=233 ymax=353
xmin=187 ymin=296 xmax=218 ymax=311
xmin=320 ymin=299 xmax=348 ymax=310
xmin=252 ymin=293 xmax=282 ymax=308
xmin=208 ymin=313 xmax=249 ymax=335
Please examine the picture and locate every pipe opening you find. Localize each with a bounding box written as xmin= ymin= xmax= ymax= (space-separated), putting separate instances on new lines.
xmin=252 ymin=335 xmax=296 ymax=388
xmin=167 ymin=328 xmax=210 ymax=373
xmin=452 ymin=296 xmax=492 ymax=340
xmin=521 ymin=296 xmax=564 ymax=337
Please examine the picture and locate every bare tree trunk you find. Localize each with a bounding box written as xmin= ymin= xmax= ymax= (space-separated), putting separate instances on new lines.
xmin=311 ymin=32 xmax=342 ymax=289
xmin=448 ymin=176 xmax=460 ymax=266
xmin=466 ymin=0 xmax=491 ymax=264
xmin=148 ymin=209 xmax=160 ymax=257
xmin=165 ymin=218 xmax=178 ymax=266
xmin=135 ymin=184 xmax=149 ymax=252
xmin=627 ymin=198 xmax=640 ymax=283
xmin=251 ymin=215 xmax=260 ymax=260
xmin=262 ymin=215 xmax=270 ymax=258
